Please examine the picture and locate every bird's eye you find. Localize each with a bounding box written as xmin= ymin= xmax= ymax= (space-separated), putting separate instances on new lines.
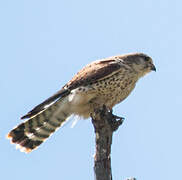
xmin=144 ymin=56 xmax=150 ymax=62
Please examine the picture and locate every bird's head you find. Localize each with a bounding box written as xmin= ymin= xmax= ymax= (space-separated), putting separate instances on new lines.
xmin=120 ymin=53 xmax=156 ymax=77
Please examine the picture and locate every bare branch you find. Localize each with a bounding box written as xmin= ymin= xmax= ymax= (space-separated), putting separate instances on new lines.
xmin=91 ymin=106 xmax=123 ymax=180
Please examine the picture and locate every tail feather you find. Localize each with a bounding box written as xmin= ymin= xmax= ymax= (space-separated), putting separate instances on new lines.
xmin=7 ymin=97 xmax=71 ymax=153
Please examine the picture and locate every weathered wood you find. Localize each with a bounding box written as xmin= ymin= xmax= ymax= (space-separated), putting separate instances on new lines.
xmin=91 ymin=106 xmax=123 ymax=180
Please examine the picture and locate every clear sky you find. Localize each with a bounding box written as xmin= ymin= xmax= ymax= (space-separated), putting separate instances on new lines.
xmin=1 ymin=0 xmax=180 ymax=180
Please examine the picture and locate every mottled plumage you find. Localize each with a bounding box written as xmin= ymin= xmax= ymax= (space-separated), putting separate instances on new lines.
xmin=7 ymin=52 xmax=156 ymax=153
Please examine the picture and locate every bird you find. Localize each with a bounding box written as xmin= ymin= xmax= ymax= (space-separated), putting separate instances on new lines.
xmin=7 ymin=52 xmax=156 ymax=153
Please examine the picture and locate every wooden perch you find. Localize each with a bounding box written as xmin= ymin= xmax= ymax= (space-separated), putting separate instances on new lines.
xmin=91 ymin=105 xmax=124 ymax=180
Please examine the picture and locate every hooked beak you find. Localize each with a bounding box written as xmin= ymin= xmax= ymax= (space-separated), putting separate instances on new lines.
xmin=151 ymin=64 xmax=156 ymax=72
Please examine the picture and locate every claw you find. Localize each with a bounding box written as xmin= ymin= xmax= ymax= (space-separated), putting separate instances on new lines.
xmin=107 ymin=111 xmax=124 ymax=131
xmin=92 ymin=105 xmax=124 ymax=132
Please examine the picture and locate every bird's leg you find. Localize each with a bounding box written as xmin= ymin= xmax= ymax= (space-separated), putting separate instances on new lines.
xmin=102 ymin=105 xmax=124 ymax=131
xmin=108 ymin=112 xmax=124 ymax=131
xmin=91 ymin=104 xmax=124 ymax=132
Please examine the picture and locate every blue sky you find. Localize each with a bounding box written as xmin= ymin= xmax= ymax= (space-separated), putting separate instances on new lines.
xmin=1 ymin=0 xmax=180 ymax=180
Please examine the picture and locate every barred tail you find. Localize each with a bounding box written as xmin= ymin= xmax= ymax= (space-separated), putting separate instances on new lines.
xmin=7 ymin=97 xmax=71 ymax=153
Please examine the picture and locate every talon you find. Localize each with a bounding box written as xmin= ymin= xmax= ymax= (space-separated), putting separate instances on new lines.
xmin=106 ymin=111 xmax=125 ymax=131
xmin=112 ymin=115 xmax=125 ymax=121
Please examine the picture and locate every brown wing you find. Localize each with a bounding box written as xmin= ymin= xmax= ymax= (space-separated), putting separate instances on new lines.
xmin=64 ymin=57 xmax=121 ymax=90
xmin=22 ymin=57 xmax=121 ymax=119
